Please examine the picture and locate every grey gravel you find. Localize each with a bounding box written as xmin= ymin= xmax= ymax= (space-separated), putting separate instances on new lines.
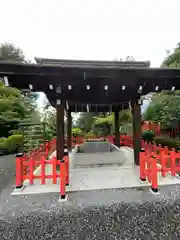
xmin=1 ymin=155 xmax=180 ymax=239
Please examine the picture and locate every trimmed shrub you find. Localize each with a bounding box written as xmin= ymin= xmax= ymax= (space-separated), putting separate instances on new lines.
xmin=142 ymin=130 xmax=155 ymax=143
xmin=72 ymin=128 xmax=84 ymax=137
xmin=0 ymin=134 xmax=23 ymax=155
xmin=154 ymin=136 xmax=180 ymax=150
xmin=92 ymin=121 xmax=111 ymax=137
xmin=0 ymin=138 xmax=6 ymax=155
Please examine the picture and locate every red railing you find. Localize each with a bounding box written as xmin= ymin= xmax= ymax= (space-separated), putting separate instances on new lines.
xmin=16 ymin=152 xmax=69 ymax=199
xmin=16 ymin=134 xmax=180 ymax=195
xmin=47 ymin=138 xmax=56 ymax=157
xmin=139 ymin=146 xmax=180 ymax=192
xmin=142 ymin=121 xmax=180 ymax=138
xmin=119 ymin=135 xmax=180 ymax=192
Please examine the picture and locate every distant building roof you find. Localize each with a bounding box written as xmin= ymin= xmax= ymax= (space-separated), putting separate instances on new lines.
xmin=35 ymin=57 xmax=150 ymax=69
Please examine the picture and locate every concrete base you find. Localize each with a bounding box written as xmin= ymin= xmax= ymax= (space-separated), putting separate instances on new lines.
xmin=149 ymin=188 xmax=160 ymax=195
xmin=81 ymin=141 xmax=111 ymax=153
xmin=58 ymin=195 xmax=68 ymax=202
xmin=11 ymin=147 xmax=180 ymax=196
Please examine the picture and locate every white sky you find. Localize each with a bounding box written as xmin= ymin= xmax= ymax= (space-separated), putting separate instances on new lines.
xmin=0 ymin=0 xmax=180 ymax=67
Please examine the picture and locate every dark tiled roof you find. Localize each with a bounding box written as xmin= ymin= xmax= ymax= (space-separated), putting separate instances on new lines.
xmin=35 ymin=57 xmax=150 ymax=69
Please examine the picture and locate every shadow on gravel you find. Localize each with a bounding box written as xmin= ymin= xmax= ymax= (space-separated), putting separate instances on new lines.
xmin=1 ymin=154 xmax=180 ymax=239
xmin=0 ymin=154 xmax=16 ymax=192
xmin=1 ymin=186 xmax=180 ymax=239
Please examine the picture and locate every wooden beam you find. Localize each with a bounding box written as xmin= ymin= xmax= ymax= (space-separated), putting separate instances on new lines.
xmin=56 ymin=100 xmax=64 ymax=160
xmin=114 ymin=110 xmax=120 ymax=147
xmin=67 ymin=110 xmax=72 ymax=152
xmin=132 ymin=99 xmax=142 ymax=165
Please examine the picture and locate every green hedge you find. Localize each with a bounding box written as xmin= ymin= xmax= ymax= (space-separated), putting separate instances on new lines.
xmin=0 ymin=134 xmax=23 ymax=155
xmin=154 ymin=136 xmax=180 ymax=150
xmin=142 ymin=130 xmax=155 ymax=143
xmin=72 ymin=128 xmax=84 ymax=137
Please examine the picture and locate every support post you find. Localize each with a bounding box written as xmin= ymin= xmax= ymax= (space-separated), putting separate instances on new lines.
xmin=67 ymin=110 xmax=72 ymax=152
xmin=56 ymin=100 xmax=64 ymax=161
xmin=132 ymin=99 xmax=142 ymax=165
xmin=114 ymin=110 xmax=120 ymax=147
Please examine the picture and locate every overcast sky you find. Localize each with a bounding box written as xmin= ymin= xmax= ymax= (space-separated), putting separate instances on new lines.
xmin=0 ymin=0 xmax=179 ymax=67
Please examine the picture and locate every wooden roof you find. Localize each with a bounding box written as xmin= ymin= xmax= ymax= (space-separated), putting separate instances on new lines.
xmin=0 ymin=59 xmax=180 ymax=111
xmin=35 ymin=57 xmax=150 ymax=68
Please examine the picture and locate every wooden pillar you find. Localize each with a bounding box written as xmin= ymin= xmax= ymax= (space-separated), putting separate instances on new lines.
xmin=56 ymin=100 xmax=64 ymax=160
xmin=114 ymin=110 xmax=120 ymax=147
xmin=132 ymin=99 xmax=142 ymax=165
xmin=67 ymin=110 xmax=72 ymax=152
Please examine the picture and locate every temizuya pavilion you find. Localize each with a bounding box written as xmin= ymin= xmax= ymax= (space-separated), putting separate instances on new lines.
xmin=1 ymin=58 xmax=180 ymax=165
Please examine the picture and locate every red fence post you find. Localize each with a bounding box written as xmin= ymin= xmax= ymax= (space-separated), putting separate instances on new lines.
xmin=16 ymin=153 xmax=23 ymax=189
xmin=171 ymin=148 xmax=176 ymax=177
xmin=151 ymin=156 xmax=158 ymax=193
xmin=29 ymin=156 xmax=34 ymax=185
xmin=147 ymin=156 xmax=151 ymax=183
xmin=52 ymin=156 xmax=57 ymax=184
xmin=60 ymin=159 xmax=66 ymax=199
xmin=41 ymin=155 xmax=46 ymax=184
xmin=64 ymin=154 xmax=69 ymax=186
xmin=140 ymin=148 xmax=146 ymax=181
xmin=160 ymin=150 xmax=166 ymax=177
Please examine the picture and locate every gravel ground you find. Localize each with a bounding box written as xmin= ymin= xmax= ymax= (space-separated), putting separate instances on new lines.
xmin=1 ymin=155 xmax=180 ymax=239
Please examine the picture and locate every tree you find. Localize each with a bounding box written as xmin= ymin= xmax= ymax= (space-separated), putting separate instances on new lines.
xmin=0 ymin=42 xmax=27 ymax=63
xmin=0 ymin=81 xmax=40 ymax=137
xmin=143 ymin=42 xmax=180 ymax=130
xmin=119 ymin=109 xmax=132 ymax=123
xmin=0 ymin=42 xmax=43 ymax=153
xmin=143 ymin=91 xmax=180 ymax=129
xmin=42 ymin=103 xmax=56 ymax=140
xmin=162 ymin=42 xmax=180 ymax=68
xmin=75 ymin=112 xmax=95 ymax=133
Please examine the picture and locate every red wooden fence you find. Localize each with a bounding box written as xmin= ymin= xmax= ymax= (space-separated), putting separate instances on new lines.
xmin=120 ymin=135 xmax=180 ymax=192
xmin=142 ymin=121 xmax=180 ymax=138
xmin=16 ymin=134 xmax=180 ymax=196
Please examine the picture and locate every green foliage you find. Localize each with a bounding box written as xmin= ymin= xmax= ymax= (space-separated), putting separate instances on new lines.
xmin=72 ymin=128 xmax=83 ymax=136
xmin=0 ymin=42 xmax=27 ymax=63
xmin=0 ymin=42 xmax=45 ymax=155
xmin=40 ymin=102 xmax=56 ymax=139
xmin=0 ymin=82 xmax=28 ymax=137
xmin=0 ymin=81 xmax=43 ymax=153
xmin=143 ymin=91 xmax=180 ymax=129
xmin=75 ymin=112 xmax=95 ymax=133
xmin=20 ymin=122 xmax=45 ymax=152
xmin=154 ymin=136 xmax=180 ymax=149
xmin=0 ymin=135 xmax=23 ymax=155
xmin=143 ymin=42 xmax=180 ymax=130
xmin=119 ymin=126 xmax=127 ymax=134
xmin=119 ymin=109 xmax=132 ymax=123
xmin=74 ymin=109 xmax=132 ymax=137
xmin=0 ymin=43 xmax=36 ymax=139
xmin=142 ymin=130 xmax=155 ymax=142
xmin=92 ymin=121 xmax=111 ymax=137
xmin=162 ymin=43 xmax=180 ymax=68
